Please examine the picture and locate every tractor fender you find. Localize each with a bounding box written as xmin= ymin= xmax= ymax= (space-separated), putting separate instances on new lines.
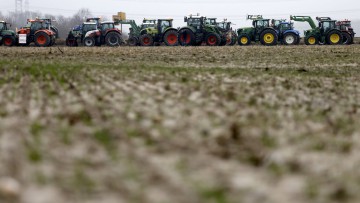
xmin=105 ymin=29 xmax=121 ymax=36
xmin=34 ymin=30 xmax=54 ymax=36
xmin=164 ymin=28 xmax=178 ymax=35
xmin=178 ymin=27 xmax=196 ymax=34
xmin=283 ymin=30 xmax=300 ymax=36
xmin=85 ymin=30 xmax=101 ymax=38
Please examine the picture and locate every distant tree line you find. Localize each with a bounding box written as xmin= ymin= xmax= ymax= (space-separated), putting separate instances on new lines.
xmin=0 ymin=8 xmax=102 ymax=39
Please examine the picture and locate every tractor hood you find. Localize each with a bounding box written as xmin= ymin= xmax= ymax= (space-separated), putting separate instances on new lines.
xmin=85 ymin=30 xmax=101 ymax=38
xmin=1 ymin=29 xmax=16 ymax=36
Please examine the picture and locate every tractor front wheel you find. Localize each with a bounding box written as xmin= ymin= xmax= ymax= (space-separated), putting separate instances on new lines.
xmin=283 ymin=33 xmax=299 ymax=45
xmin=3 ymin=36 xmax=15 ymax=47
xmin=305 ymin=35 xmax=318 ymax=45
xmin=106 ymin=32 xmax=122 ymax=46
xmin=34 ymin=32 xmax=51 ymax=47
xmin=342 ymin=32 xmax=352 ymax=45
xmin=238 ymin=34 xmax=251 ymax=46
xmin=326 ymin=30 xmax=343 ymax=45
xmin=83 ymin=37 xmax=96 ymax=47
xmin=164 ymin=30 xmax=178 ymax=46
xmin=128 ymin=37 xmax=138 ymax=46
xmin=205 ymin=33 xmax=221 ymax=46
xmin=178 ymin=29 xmax=195 ymax=46
xmin=140 ymin=34 xmax=154 ymax=46
xmin=260 ymin=30 xmax=277 ymax=46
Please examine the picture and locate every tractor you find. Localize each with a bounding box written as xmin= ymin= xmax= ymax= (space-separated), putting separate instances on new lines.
xmin=39 ymin=18 xmax=59 ymax=38
xmin=114 ymin=19 xmax=141 ymax=46
xmin=290 ymin=16 xmax=343 ymax=45
xmin=66 ymin=20 xmax=123 ymax=47
xmin=206 ymin=18 xmax=236 ymax=45
xmin=0 ymin=21 xmax=17 ymax=46
xmin=138 ymin=19 xmax=178 ymax=46
xmin=336 ymin=20 xmax=355 ymax=45
xmin=237 ymin=15 xmax=278 ymax=46
xmin=178 ymin=14 xmax=226 ymax=46
xmin=271 ymin=19 xmax=300 ymax=45
xmin=17 ymin=18 xmax=56 ymax=47
xmin=217 ymin=19 xmax=237 ymax=45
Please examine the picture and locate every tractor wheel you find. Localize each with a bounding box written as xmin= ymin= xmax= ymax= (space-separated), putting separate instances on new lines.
xmin=164 ymin=30 xmax=178 ymax=46
xmin=260 ymin=30 xmax=277 ymax=46
xmin=326 ymin=30 xmax=343 ymax=45
xmin=105 ymin=32 xmax=121 ymax=46
xmin=83 ymin=37 xmax=96 ymax=47
xmin=128 ymin=37 xmax=138 ymax=46
xmin=205 ymin=33 xmax=221 ymax=46
xmin=178 ymin=29 xmax=195 ymax=46
xmin=342 ymin=32 xmax=352 ymax=45
xmin=238 ymin=34 xmax=251 ymax=46
xmin=3 ymin=36 xmax=15 ymax=47
xmin=227 ymin=31 xmax=237 ymax=46
xmin=34 ymin=32 xmax=51 ymax=47
xmin=305 ymin=35 xmax=318 ymax=45
xmin=283 ymin=33 xmax=299 ymax=45
xmin=139 ymin=34 xmax=154 ymax=46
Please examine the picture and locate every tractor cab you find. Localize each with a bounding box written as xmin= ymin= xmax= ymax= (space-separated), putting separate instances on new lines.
xmin=141 ymin=19 xmax=156 ymax=29
xmin=100 ymin=22 xmax=116 ymax=32
xmin=205 ymin=18 xmax=217 ymax=26
xmin=217 ymin=21 xmax=231 ymax=31
xmin=185 ymin=15 xmax=206 ymax=31
xmin=253 ymin=19 xmax=270 ymax=35
xmin=337 ymin=20 xmax=354 ymax=32
xmin=319 ymin=20 xmax=337 ymax=34
xmin=157 ymin=19 xmax=173 ymax=34
xmin=86 ymin=17 xmax=101 ymax=27
xmin=26 ymin=20 xmax=50 ymax=35
xmin=0 ymin=21 xmax=9 ymax=31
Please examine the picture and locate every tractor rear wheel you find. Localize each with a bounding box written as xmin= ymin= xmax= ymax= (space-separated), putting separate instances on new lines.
xmin=326 ymin=30 xmax=343 ymax=45
xmin=128 ymin=37 xmax=138 ymax=46
xmin=83 ymin=37 xmax=96 ymax=47
xmin=342 ymin=32 xmax=352 ymax=45
xmin=260 ymin=30 xmax=277 ymax=46
xmin=305 ymin=35 xmax=318 ymax=45
xmin=238 ymin=34 xmax=251 ymax=46
xmin=140 ymin=34 xmax=154 ymax=46
xmin=34 ymin=32 xmax=51 ymax=47
xmin=3 ymin=36 xmax=15 ymax=47
xmin=105 ymin=32 xmax=121 ymax=46
xmin=283 ymin=33 xmax=299 ymax=45
xmin=205 ymin=33 xmax=221 ymax=46
xmin=164 ymin=30 xmax=178 ymax=46
xmin=178 ymin=29 xmax=195 ymax=46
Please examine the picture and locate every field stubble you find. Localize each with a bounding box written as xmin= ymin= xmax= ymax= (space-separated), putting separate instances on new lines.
xmin=0 ymin=45 xmax=360 ymax=203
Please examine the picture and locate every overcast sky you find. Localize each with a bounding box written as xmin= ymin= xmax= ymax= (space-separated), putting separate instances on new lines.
xmin=1 ymin=0 xmax=360 ymax=29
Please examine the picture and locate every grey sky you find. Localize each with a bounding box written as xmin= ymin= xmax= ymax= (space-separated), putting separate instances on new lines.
xmin=1 ymin=0 xmax=360 ymax=29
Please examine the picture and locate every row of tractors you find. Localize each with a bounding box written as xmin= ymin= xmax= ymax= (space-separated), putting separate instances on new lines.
xmin=0 ymin=13 xmax=356 ymax=47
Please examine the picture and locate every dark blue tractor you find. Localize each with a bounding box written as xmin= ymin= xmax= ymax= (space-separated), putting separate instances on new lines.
xmin=272 ymin=19 xmax=300 ymax=45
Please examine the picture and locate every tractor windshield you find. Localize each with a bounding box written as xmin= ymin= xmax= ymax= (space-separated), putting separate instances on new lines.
xmin=0 ymin=23 xmax=4 ymax=30
xmin=83 ymin=24 xmax=97 ymax=33
xmin=280 ymin=23 xmax=291 ymax=31
xmin=206 ymin=19 xmax=216 ymax=25
xmin=322 ymin=21 xmax=336 ymax=32
xmin=256 ymin=20 xmax=269 ymax=28
xmin=188 ymin=18 xmax=201 ymax=27
xmin=160 ymin=20 xmax=171 ymax=32
xmin=217 ymin=22 xmax=226 ymax=29
xmin=31 ymin=21 xmax=47 ymax=31
xmin=101 ymin=23 xmax=114 ymax=31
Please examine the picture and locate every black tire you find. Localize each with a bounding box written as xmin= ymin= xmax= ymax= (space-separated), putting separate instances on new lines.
xmin=178 ymin=29 xmax=195 ymax=46
xmin=326 ymin=30 xmax=343 ymax=45
xmin=139 ymin=34 xmax=154 ymax=46
xmin=2 ymin=36 xmax=15 ymax=47
xmin=305 ymin=35 xmax=318 ymax=45
xmin=205 ymin=33 xmax=221 ymax=46
xmin=342 ymin=32 xmax=352 ymax=45
xmin=34 ymin=32 xmax=51 ymax=47
xmin=282 ymin=33 xmax=299 ymax=45
xmin=163 ymin=30 xmax=178 ymax=46
xmin=83 ymin=37 xmax=96 ymax=47
xmin=105 ymin=32 xmax=121 ymax=46
xmin=237 ymin=34 xmax=251 ymax=46
xmin=260 ymin=29 xmax=278 ymax=46
xmin=66 ymin=37 xmax=78 ymax=47
xmin=128 ymin=36 xmax=138 ymax=46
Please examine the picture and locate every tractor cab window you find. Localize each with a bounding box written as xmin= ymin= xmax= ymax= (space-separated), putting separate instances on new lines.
xmin=188 ymin=18 xmax=201 ymax=27
xmin=217 ymin=22 xmax=225 ymax=29
xmin=256 ymin=20 xmax=269 ymax=28
xmin=206 ymin=19 xmax=216 ymax=25
xmin=83 ymin=24 xmax=97 ymax=33
xmin=321 ymin=21 xmax=335 ymax=32
xmin=101 ymin=23 xmax=114 ymax=31
xmin=31 ymin=22 xmax=45 ymax=31
xmin=0 ymin=23 xmax=4 ymax=30
xmin=280 ymin=23 xmax=290 ymax=31
xmin=160 ymin=20 xmax=171 ymax=33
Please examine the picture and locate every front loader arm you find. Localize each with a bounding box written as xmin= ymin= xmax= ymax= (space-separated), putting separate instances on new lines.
xmin=290 ymin=15 xmax=317 ymax=29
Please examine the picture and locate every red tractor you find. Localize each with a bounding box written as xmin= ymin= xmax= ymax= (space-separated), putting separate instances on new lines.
xmin=336 ymin=20 xmax=355 ymax=45
xmin=17 ymin=19 xmax=56 ymax=47
xmin=83 ymin=21 xmax=123 ymax=47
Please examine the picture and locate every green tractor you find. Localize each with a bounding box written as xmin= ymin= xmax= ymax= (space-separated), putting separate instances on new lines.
xmin=178 ymin=14 xmax=226 ymax=46
xmin=237 ymin=15 xmax=278 ymax=46
xmin=138 ymin=19 xmax=179 ymax=46
xmin=0 ymin=21 xmax=17 ymax=46
xmin=205 ymin=18 xmax=236 ymax=45
xmin=114 ymin=19 xmax=141 ymax=46
xmin=290 ymin=16 xmax=343 ymax=45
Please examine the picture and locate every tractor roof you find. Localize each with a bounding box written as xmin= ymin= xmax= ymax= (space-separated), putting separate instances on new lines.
xmin=0 ymin=21 xmax=5 ymax=23
xmin=158 ymin=19 xmax=173 ymax=21
xmin=83 ymin=22 xmax=97 ymax=25
xmin=101 ymin=21 xmax=115 ymax=24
